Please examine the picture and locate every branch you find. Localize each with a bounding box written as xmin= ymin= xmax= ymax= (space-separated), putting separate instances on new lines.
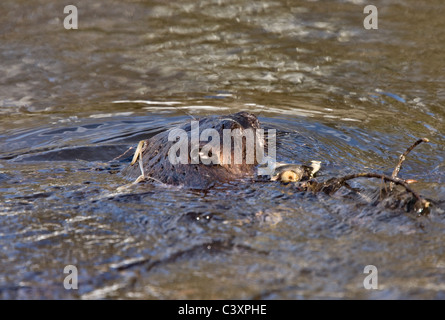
xmin=390 ymin=138 xmax=429 ymax=190
xmin=320 ymin=172 xmax=430 ymax=213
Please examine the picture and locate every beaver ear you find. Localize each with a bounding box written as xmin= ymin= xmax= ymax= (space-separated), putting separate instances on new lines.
xmin=230 ymin=111 xmax=259 ymax=129
xmin=218 ymin=117 xmax=241 ymax=130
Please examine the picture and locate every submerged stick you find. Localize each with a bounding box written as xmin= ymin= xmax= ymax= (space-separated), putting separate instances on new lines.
xmin=111 ymin=146 xmax=134 ymax=161
xmin=390 ymin=138 xmax=429 ymax=190
xmin=322 ymin=172 xmax=430 ymax=213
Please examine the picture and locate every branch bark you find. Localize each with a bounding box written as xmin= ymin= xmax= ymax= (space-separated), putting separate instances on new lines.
xmin=390 ymin=138 xmax=429 ymax=190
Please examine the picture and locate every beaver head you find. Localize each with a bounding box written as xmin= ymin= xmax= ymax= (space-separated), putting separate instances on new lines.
xmin=122 ymin=111 xmax=264 ymax=189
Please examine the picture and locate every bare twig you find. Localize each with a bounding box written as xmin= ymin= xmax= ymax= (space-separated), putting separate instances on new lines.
xmin=111 ymin=146 xmax=134 ymax=161
xmin=390 ymin=138 xmax=429 ymax=190
xmin=131 ymin=140 xmax=145 ymax=165
xmin=319 ymin=172 xmax=430 ymax=213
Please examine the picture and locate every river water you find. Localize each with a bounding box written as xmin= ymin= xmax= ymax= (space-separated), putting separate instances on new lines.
xmin=0 ymin=0 xmax=444 ymax=299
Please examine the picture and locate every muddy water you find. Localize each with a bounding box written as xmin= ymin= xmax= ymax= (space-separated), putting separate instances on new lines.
xmin=1 ymin=0 xmax=444 ymax=299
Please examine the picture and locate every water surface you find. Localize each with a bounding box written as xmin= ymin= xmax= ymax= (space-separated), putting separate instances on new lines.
xmin=0 ymin=0 xmax=444 ymax=299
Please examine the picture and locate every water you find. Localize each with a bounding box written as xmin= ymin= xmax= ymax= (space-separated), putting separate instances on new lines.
xmin=0 ymin=0 xmax=444 ymax=299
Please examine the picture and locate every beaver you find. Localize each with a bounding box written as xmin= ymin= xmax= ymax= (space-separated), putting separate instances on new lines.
xmin=123 ymin=111 xmax=263 ymax=189
xmin=122 ymin=111 xmax=319 ymax=189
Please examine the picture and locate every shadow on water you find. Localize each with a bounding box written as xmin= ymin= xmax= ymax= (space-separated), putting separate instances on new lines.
xmin=0 ymin=0 xmax=445 ymax=299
